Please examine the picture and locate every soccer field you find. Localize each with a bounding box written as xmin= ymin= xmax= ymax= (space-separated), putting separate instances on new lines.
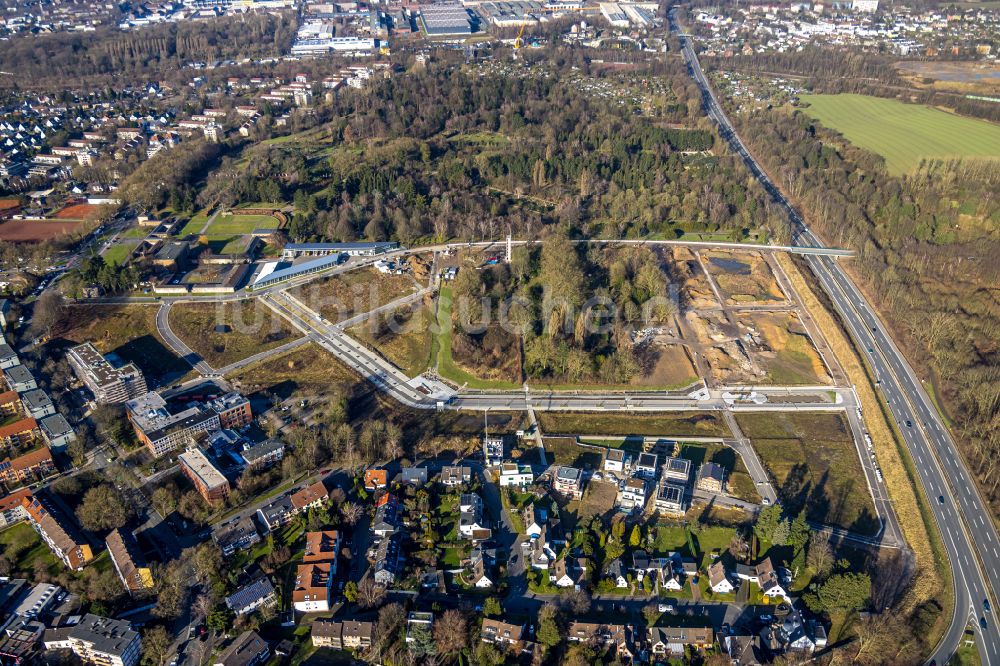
xmin=206 ymin=214 xmax=277 ymax=235
xmin=799 ymin=94 xmax=1000 ymax=175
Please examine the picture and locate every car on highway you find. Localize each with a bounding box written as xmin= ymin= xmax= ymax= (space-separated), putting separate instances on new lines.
xmin=906 ymin=420 xmax=913 ymax=428
xmin=939 ymin=496 xmax=945 ymax=505
xmin=980 ymin=617 xmax=988 ymax=631
xmin=985 ymin=599 xmax=991 ymax=613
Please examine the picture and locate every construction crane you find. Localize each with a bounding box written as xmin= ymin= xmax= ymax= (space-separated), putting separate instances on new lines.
xmin=513 ymin=13 xmax=529 ymax=51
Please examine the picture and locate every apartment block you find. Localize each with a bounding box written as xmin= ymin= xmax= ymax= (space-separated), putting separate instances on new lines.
xmin=179 ymin=447 xmax=230 ymax=502
xmin=67 ymin=343 xmax=147 ymax=404
xmin=22 ymin=493 xmax=93 ymax=570
xmin=208 ymin=392 xmax=253 ymax=430
xmin=106 ymin=528 xmax=154 ymax=597
xmin=0 ymin=446 xmax=55 ymax=484
xmin=126 ymin=392 xmax=221 ymax=458
xmin=42 ymin=614 xmax=140 ymax=666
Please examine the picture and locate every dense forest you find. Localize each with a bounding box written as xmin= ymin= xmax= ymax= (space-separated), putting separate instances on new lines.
xmin=733 ymin=106 xmax=1000 ymax=512
xmin=133 ymin=58 xmax=789 ymax=246
xmin=704 ymin=48 xmax=1000 ymax=123
xmin=0 ymin=14 xmax=296 ymax=85
xmin=449 ymin=239 xmax=674 ymax=384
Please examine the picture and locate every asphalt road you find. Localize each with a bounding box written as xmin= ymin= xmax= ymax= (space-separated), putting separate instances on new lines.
xmin=669 ymin=11 xmax=999 ymax=663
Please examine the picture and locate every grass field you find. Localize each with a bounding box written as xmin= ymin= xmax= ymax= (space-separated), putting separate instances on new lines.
xmin=228 ymin=343 xmax=357 ymax=390
xmin=178 ymin=210 xmax=212 ymax=236
xmin=208 ymin=214 xmax=278 ymax=235
xmin=800 ymin=94 xmax=1000 ymax=175
xmin=289 ymin=268 xmax=419 ymax=324
xmin=101 ymin=242 xmax=137 ymax=266
xmin=168 ymin=300 xmax=302 ymax=368
xmin=736 ymin=412 xmax=879 ymax=535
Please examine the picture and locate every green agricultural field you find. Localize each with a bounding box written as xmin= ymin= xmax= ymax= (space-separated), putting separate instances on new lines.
xmin=800 ymin=94 xmax=1000 ymax=175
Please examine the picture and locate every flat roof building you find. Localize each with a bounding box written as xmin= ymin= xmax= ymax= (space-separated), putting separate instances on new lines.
xmin=420 ymin=4 xmax=474 ymax=35
xmin=67 ymin=343 xmax=147 ymax=404
xmin=3 ymin=366 xmax=35 ymax=393
xmin=126 ymin=392 xmax=221 ymax=457
xmin=179 ymin=447 xmax=230 ymax=502
xmin=20 ymin=389 xmax=54 ymax=419
xmin=39 ymin=414 xmax=75 ymax=451
xmin=42 ymin=614 xmax=141 ymax=666
xmin=280 ymin=241 xmax=397 ymax=260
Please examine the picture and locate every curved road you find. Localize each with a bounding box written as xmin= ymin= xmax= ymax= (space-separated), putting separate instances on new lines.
xmin=670 ymin=10 xmax=998 ymax=662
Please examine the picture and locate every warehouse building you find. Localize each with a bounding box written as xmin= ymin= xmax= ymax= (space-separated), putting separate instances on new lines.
xmin=419 ymin=4 xmax=474 ymax=35
xmin=280 ymin=241 xmax=398 ymax=260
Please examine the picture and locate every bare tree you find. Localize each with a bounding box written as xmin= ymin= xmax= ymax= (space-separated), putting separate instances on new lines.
xmin=30 ymin=289 xmax=65 ymax=337
xmin=357 ymin=577 xmax=386 ymax=609
xmin=341 ymin=501 xmax=364 ymax=526
xmin=433 ymin=609 xmax=467 ymax=658
xmin=806 ymin=538 xmax=833 ymax=577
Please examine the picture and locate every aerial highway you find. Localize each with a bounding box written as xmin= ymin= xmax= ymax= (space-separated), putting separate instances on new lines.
xmin=669 ymin=9 xmax=999 ymax=663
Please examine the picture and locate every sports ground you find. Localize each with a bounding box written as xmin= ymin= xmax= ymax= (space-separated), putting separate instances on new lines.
xmin=800 ymin=93 xmax=1000 ymax=175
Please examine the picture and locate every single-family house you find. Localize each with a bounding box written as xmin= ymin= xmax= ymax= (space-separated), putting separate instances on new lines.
xmin=708 ymin=561 xmax=734 ymax=594
xmin=364 ymin=468 xmax=388 ymax=491
xmin=401 ymin=467 xmax=427 ymax=485
xmin=440 ymin=465 xmax=471 ymax=486
xmin=406 ymin=612 xmax=434 ymax=643
xmin=521 ymin=503 xmax=547 ymax=538
xmin=481 ymin=619 xmax=523 ymax=646
xmin=648 ymin=625 xmax=715 ymax=656
xmin=662 ymin=456 xmax=691 ymax=482
xmin=568 ymin=622 xmax=632 ymax=660
xmin=459 ymin=493 xmax=489 ymax=540
xmin=618 ymin=476 xmax=647 ymax=511
xmin=498 ymin=463 xmax=533 ymax=487
xmin=736 ymin=557 xmax=787 ymax=599
xmin=606 ymin=559 xmax=627 ymax=588
xmin=604 ymin=448 xmax=626 ymax=473
xmin=635 ymin=452 xmax=658 ymax=479
xmin=696 ymin=462 xmax=726 ymax=493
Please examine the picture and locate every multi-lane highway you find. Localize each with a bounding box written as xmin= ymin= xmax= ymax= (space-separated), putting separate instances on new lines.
xmin=669 ymin=10 xmax=1000 ymax=662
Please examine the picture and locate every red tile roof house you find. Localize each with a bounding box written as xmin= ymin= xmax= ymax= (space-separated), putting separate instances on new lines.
xmin=364 ymin=469 xmax=388 ymax=491
xmin=290 ymin=480 xmax=328 ymax=514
